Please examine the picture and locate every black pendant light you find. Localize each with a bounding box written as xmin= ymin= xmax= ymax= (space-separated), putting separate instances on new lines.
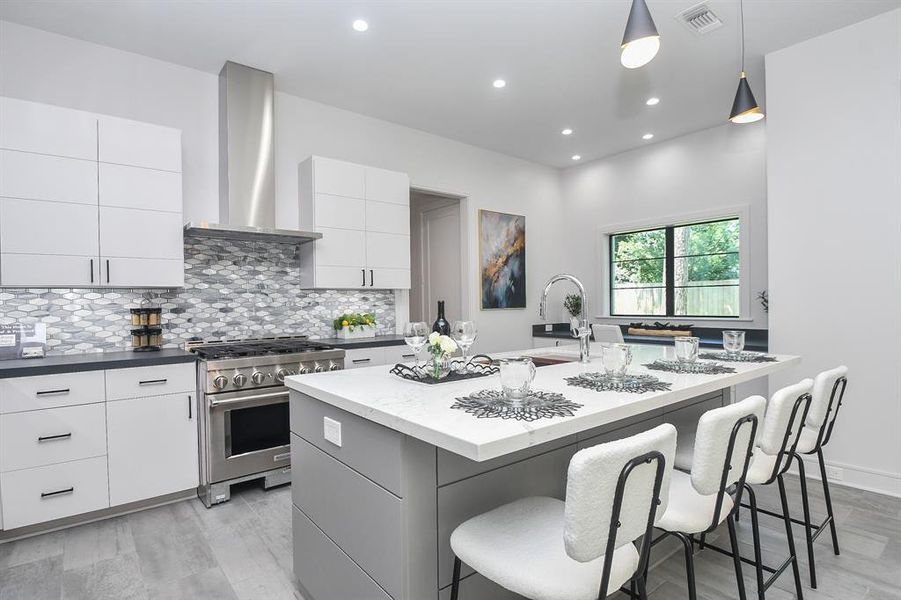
xmin=621 ymin=0 xmax=660 ymax=69
xmin=729 ymin=0 xmax=764 ymax=123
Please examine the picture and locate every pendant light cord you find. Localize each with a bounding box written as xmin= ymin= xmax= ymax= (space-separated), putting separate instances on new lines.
xmin=740 ymin=0 xmax=745 ymax=73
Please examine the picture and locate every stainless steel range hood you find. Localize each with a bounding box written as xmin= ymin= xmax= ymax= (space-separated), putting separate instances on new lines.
xmin=184 ymin=61 xmax=321 ymax=244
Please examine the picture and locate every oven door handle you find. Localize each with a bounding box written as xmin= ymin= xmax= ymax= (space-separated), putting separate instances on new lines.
xmin=208 ymin=391 xmax=288 ymax=409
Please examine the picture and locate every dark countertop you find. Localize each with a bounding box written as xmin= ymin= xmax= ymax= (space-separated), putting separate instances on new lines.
xmin=532 ymin=323 xmax=768 ymax=352
xmin=317 ymin=334 xmax=407 ymax=350
xmin=0 ymin=348 xmax=197 ymax=379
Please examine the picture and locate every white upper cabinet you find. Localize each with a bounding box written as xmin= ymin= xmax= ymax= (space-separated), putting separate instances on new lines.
xmin=0 ymin=198 xmax=99 ymax=257
xmin=0 ymin=150 xmax=97 ymax=205
xmin=99 ymin=162 xmax=182 ymax=212
xmin=100 ymin=207 xmax=184 ymax=260
xmin=98 ymin=116 xmax=182 ymax=172
xmin=298 ymin=156 xmax=411 ymax=289
xmin=0 ymin=97 xmax=96 ymax=160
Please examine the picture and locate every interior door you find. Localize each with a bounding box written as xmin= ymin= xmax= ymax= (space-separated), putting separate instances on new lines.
xmin=420 ymin=204 xmax=461 ymax=322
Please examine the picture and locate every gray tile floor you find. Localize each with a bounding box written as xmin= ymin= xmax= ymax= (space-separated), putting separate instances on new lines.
xmin=0 ymin=475 xmax=898 ymax=600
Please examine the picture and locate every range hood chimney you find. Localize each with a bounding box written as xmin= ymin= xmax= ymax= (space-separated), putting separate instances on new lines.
xmin=184 ymin=61 xmax=321 ymax=243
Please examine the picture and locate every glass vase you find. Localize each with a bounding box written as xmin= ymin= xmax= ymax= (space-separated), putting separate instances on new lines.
xmin=429 ymin=353 xmax=451 ymax=380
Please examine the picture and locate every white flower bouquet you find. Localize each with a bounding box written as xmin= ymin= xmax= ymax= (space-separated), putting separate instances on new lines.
xmin=426 ymin=332 xmax=458 ymax=379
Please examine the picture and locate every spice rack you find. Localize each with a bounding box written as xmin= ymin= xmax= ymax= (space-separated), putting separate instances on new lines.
xmin=130 ymin=307 xmax=163 ymax=352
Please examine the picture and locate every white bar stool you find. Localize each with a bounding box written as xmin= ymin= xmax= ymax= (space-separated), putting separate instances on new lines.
xmin=448 ymin=424 xmax=677 ymax=600
xmin=652 ymin=395 xmax=766 ymax=600
xmin=591 ymin=324 xmax=624 ymax=344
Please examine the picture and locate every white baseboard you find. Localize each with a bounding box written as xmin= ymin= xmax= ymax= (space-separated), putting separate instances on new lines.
xmin=788 ymin=455 xmax=901 ymax=499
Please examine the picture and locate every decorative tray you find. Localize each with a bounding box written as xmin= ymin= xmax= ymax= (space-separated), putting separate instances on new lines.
xmin=699 ymin=351 xmax=777 ymax=363
xmin=643 ymin=360 xmax=736 ymax=375
xmin=450 ymin=389 xmax=582 ymax=421
xmin=565 ymin=372 xmax=672 ymax=393
xmin=390 ymin=355 xmax=498 ymax=384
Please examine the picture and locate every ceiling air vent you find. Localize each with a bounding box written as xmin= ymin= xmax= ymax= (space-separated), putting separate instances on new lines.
xmin=676 ymin=2 xmax=723 ymax=36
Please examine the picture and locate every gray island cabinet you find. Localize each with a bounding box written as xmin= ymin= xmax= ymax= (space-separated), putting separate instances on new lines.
xmin=286 ymin=344 xmax=798 ymax=600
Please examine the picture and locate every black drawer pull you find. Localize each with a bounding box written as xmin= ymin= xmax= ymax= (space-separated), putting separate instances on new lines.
xmin=401 ymin=354 xmax=415 ymax=359
xmin=38 ymin=433 xmax=72 ymax=443
xmin=351 ymin=358 xmax=372 ymax=364
xmin=36 ymin=388 xmax=70 ymax=396
xmin=139 ymin=379 xmax=168 ymax=385
xmin=41 ymin=487 xmax=74 ymax=499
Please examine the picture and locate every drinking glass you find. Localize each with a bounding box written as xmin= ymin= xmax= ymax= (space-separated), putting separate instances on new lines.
xmin=601 ymin=343 xmax=632 ymax=381
xmin=452 ymin=321 xmax=478 ymax=368
xmin=498 ymin=357 xmax=537 ymax=400
xmin=723 ymin=330 xmax=746 ymax=358
xmin=403 ymin=322 xmax=429 ymax=367
xmin=674 ymin=336 xmax=700 ymax=363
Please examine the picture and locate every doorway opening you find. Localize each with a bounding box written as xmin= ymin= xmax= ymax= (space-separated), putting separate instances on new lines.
xmin=409 ymin=189 xmax=465 ymax=326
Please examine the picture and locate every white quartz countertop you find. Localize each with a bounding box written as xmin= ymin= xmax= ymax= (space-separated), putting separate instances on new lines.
xmin=285 ymin=343 xmax=799 ymax=462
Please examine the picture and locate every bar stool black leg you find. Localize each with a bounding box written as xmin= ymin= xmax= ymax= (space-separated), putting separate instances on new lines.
xmin=778 ymin=474 xmax=805 ymax=600
xmin=675 ymin=532 xmax=698 ymax=600
xmin=636 ymin=576 xmax=650 ymax=600
xmin=450 ymin=556 xmax=461 ymax=600
xmin=794 ymin=454 xmax=817 ymax=588
xmin=817 ymin=448 xmax=841 ymax=556
xmin=743 ymin=484 xmax=766 ymax=600
xmin=727 ymin=516 xmax=748 ymax=600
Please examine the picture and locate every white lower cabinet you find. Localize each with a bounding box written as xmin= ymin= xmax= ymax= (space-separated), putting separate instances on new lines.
xmin=344 ymin=347 xmax=386 ymax=369
xmin=106 ymin=392 xmax=199 ymax=507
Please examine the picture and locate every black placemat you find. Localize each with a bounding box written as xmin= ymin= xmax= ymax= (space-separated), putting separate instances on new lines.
xmin=565 ymin=372 xmax=672 ymax=393
xmin=450 ymin=389 xmax=582 ymax=421
xmin=699 ymin=351 xmax=778 ymax=363
xmin=643 ymin=360 xmax=736 ymax=375
xmin=390 ymin=355 xmax=498 ymax=384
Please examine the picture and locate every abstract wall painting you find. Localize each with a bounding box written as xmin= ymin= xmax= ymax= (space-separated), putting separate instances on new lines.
xmin=479 ymin=210 xmax=526 ymax=309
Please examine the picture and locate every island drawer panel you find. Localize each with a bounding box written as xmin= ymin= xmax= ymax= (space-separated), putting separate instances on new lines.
xmin=436 ymin=444 xmax=575 ymax=588
xmin=293 ymin=506 xmax=393 ymax=600
xmin=578 ymin=416 xmax=665 ymax=451
xmin=437 ymin=433 xmax=578 ymax=487
xmin=290 ymin=391 xmax=404 ymax=496
xmin=0 ymin=371 xmax=106 ymax=414
xmin=291 ymin=434 xmax=404 ymax=599
xmin=438 ymin=572 xmax=521 ymax=600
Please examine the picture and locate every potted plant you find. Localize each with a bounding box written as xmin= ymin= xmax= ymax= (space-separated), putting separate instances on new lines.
xmin=564 ymin=293 xmax=583 ymax=319
xmin=333 ymin=312 xmax=377 ymax=339
xmin=426 ymin=332 xmax=457 ymax=379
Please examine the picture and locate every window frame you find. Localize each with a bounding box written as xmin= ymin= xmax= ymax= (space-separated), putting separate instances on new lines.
xmin=606 ymin=215 xmax=743 ymax=320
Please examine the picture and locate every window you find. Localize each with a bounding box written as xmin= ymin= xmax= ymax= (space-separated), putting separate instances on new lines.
xmin=609 ymin=217 xmax=740 ymax=318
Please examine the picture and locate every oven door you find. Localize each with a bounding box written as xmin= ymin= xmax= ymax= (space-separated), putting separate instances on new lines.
xmin=207 ymin=388 xmax=290 ymax=483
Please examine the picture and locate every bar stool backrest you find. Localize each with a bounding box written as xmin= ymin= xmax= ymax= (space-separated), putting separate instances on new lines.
xmin=807 ymin=365 xmax=849 ymax=449
xmin=758 ymin=379 xmax=814 ymax=481
xmin=563 ymin=423 xmax=676 ymax=563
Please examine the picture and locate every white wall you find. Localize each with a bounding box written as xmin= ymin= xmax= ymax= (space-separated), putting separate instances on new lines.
xmin=560 ymin=123 xmax=769 ymax=330
xmin=0 ymin=20 xmax=567 ymax=353
xmin=767 ymin=9 xmax=901 ymax=496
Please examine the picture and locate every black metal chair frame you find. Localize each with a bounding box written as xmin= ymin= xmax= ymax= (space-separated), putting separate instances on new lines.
xmin=741 ymin=377 xmax=847 ymax=589
xmin=649 ymin=414 xmax=760 ymax=600
xmin=449 ymin=450 xmax=667 ymax=600
xmin=695 ymin=392 xmax=812 ymax=600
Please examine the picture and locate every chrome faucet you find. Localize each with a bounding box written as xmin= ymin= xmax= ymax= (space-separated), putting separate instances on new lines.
xmin=539 ymin=273 xmax=591 ymax=363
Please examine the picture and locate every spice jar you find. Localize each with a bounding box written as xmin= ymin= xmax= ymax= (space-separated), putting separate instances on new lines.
xmin=146 ymin=327 xmax=163 ymax=348
xmin=131 ymin=328 xmax=149 ymax=348
xmin=146 ymin=308 xmax=162 ymax=326
xmin=130 ymin=308 xmax=148 ymax=326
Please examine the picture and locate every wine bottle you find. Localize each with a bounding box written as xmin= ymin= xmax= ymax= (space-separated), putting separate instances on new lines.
xmin=432 ymin=300 xmax=450 ymax=335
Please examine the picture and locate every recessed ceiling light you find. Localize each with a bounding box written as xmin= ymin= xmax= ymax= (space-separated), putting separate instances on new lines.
xmin=561 ymin=128 xmax=573 ymax=136
xmin=492 ymin=79 xmax=507 ymax=89
xmin=571 ymin=155 xmax=582 ymax=161
xmin=646 ymin=97 xmax=660 ymax=106
xmin=352 ymin=19 xmax=369 ymax=32
xmin=642 ymin=133 xmax=654 ymax=140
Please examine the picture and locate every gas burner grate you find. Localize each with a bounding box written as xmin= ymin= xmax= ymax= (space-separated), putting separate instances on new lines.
xmin=189 ymin=337 xmax=334 ymax=360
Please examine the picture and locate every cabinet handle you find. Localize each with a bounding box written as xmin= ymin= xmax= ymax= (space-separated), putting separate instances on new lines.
xmin=36 ymin=388 xmax=70 ymax=396
xmin=188 ymin=394 xmax=192 ymax=420
xmin=41 ymin=487 xmax=74 ymax=499
xmin=139 ymin=378 xmax=167 ymax=385
xmin=273 ymin=453 xmax=290 ymax=462
xmin=38 ymin=433 xmax=72 ymax=443
xmin=351 ymin=358 xmax=371 ymax=364
xmin=362 ymin=269 xmax=366 ymax=286
xmin=370 ymin=269 xmax=374 ymax=287
xmin=90 ymin=259 xmax=94 ymax=284
xmin=401 ymin=354 xmax=415 ymax=359
xmin=106 ymin=259 xmax=110 ymax=283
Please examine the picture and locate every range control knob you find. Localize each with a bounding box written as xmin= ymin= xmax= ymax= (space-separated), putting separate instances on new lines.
xmin=233 ymin=373 xmax=248 ymax=388
xmin=329 ymin=363 xmax=340 ymax=371
xmin=275 ymin=368 xmax=289 ymax=383
xmin=298 ymin=366 xmax=310 ymax=375
xmin=213 ymin=375 xmax=228 ymax=390
xmin=251 ymin=371 xmax=266 ymax=385
xmin=314 ymin=364 xmax=324 ymax=373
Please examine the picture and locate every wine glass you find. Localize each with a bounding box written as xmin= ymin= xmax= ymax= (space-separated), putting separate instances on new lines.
xmin=403 ymin=322 xmax=429 ymax=367
xmin=723 ymin=330 xmax=746 ymax=358
xmin=452 ymin=320 xmax=478 ymax=368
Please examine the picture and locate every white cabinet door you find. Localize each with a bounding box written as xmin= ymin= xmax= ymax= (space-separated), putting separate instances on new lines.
xmin=98 ymin=116 xmax=181 ymax=172
xmin=99 ymin=163 xmax=182 ymax=212
xmin=313 ymin=157 xmax=364 ymax=198
xmin=314 ymin=266 xmax=367 ymax=289
xmin=0 ymin=198 xmax=99 ymax=256
xmin=102 ymin=258 xmax=184 ymax=288
xmin=107 ymin=392 xmax=199 ymax=507
xmin=315 ymin=226 xmax=366 ymax=268
xmin=365 ymin=200 xmax=410 ymax=235
xmin=365 ymin=167 xmax=409 ymax=205
xmin=314 ymin=193 xmax=366 ymax=231
xmin=0 ymin=150 xmax=97 ymax=205
xmin=369 ymin=268 xmax=411 ymax=290
xmin=0 ymin=97 xmax=97 ymax=160
xmin=100 ymin=207 xmax=183 ymax=260
xmin=366 ymin=232 xmax=410 ymax=269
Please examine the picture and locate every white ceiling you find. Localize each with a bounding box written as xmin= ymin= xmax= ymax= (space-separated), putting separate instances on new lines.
xmin=1 ymin=0 xmax=898 ymax=167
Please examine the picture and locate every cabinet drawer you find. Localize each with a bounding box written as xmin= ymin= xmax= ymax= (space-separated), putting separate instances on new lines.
xmin=0 ymin=371 xmax=106 ymax=414
xmin=292 ymin=435 xmax=403 ymax=599
xmin=344 ymin=347 xmax=386 ymax=369
xmin=99 ymin=162 xmax=182 ymax=212
xmin=105 ymin=363 xmax=196 ymax=401
xmin=0 ymin=149 xmax=97 ymax=205
xmin=0 ymin=197 xmax=99 ymax=256
xmin=0 ymin=456 xmax=109 ymax=530
xmin=382 ymin=345 xmax=417 ymax=366
xmin=0 ymin=403 xmax=107 ymax=472
xmin=290 ymin=391 xmax=404 ymax=496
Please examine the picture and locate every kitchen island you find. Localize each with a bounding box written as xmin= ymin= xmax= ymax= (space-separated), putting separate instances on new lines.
xmin=285 ymin=343 xmax=799 ymax=600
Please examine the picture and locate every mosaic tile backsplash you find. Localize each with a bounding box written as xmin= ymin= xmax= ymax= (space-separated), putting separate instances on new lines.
xmin=0 ymin=237 xmax=396 ymax=355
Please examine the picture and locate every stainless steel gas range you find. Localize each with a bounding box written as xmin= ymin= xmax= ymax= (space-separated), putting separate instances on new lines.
xmin=187 ymin=336 xmax=345 ymax=507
